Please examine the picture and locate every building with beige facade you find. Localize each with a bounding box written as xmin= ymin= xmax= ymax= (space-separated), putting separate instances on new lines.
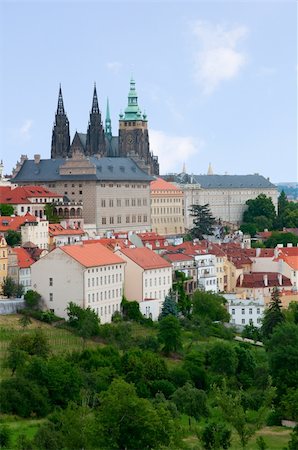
xmin=150 ymin=177 xmax=184 ymax=236
xmin=0 ymin=236 xmax=8 ymax=290
xmin=31 ymin=242 xmax=125 ymax=323
xmin=12 ymin=151 xmax=153 ymax=237
xmin=116 ymin=247 xmax=172 ymax=320
xmin=21 ymin=218 xmax=49 ymax=250
xmin=163 ymin=173 xmax=278 ymax=228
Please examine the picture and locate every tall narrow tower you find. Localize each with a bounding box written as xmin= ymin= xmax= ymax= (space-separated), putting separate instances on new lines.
xmin=86 ymin=84 xmax=106 ymax=156
xmin=51 ymin=85 xmax=71 ymax=159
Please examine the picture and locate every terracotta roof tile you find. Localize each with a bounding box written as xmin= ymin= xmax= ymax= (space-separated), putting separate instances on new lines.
xmin=49 ymin=223 xmax=84 ymax=236
xmin=119 ymin=247 xmax=172 ymax=270
xmin=0 ymin=185 xmax=61 ymax=204
xmin=13 ymin=247 xmax=35 ymax=268
xmin=150 ymin=178 xmax=183 ymax=193
xmin=60 ymin=242 xmax=125 ymax=267
xmin=0 ymin=214 xmax=37 ymax=232
xmin=236 ymin=272 xmax=292 ymax=288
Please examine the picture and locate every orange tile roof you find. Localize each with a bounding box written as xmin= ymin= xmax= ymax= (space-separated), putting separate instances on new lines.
xmin=49 ymin=224 xmax=84 ymax=236
xmin=0 ymin=213 xmax=37 ymax=232
xmin=119 ymin=247 xmax=172 ymax=270
xmin=12 ymin=247 xmax=35 ymax=268
xmin=60 ymin=242 xmax=125 ymax=268
xmin=278 ymin=255 xmax=298 ymax=270
xmin=163 ymin=253 xmax=194 ymax=263
xmin=0 ymin=185 xmax=61 ymax=204
xmin=150 ymin=177 xmax=183 ymax=193
xmin=83 ymin=238 xmax=128 ymax=250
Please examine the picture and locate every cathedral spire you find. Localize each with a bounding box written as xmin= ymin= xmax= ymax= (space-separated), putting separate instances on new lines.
xmin=91 ymin=83 xmax=100 ymax=114
xmin=207 ymin=162 xmax=213 ymax=175
xmin=105 ymin=97 xmax=112 ymax=139
xmin=57 ymin=84 xmax=66 ymax=115
xmin=121 ymin=77 xmax=142 ymax=120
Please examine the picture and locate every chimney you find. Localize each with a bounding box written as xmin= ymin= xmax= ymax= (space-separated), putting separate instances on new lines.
xmin=278 ymin=273 xmax=282 ymax=285
xmin=34 ymin=154 xmax=41 ymax=164
xmin=274 ymin=247 xmax=280 ymax=259
xmin=256 ymin=247 xmax=261 ymax=257
xmin=263 ymin=274 xmax=268 ymax=287
xmin=239 ymin=273 xmax=244 ymax=286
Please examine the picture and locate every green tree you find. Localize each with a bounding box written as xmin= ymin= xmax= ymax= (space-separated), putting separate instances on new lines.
xmin=1 ymin=276 xmax=23 ymax=298
xmin=0 ymin=204 xmax=14 ymax=216
xmin=266 ymin=323 xmax=298 ymax=394
xmin=215 ymin=380 xmax=275 ymax=449
xmin=242 ymin=194 xmax=276 ymax=231
xmin=189 ymin=204 xmax=216 ymax=240
xmin=192 ymin=290 xmax=230 ymax=323
xmin=44 ymin=203 xmax=60 ymax=223
xmin=287 ymin=425 xmax=298 ymax=450
xmin=208 ymin=342 xmax=238 ymax=376
xmin=0 ymin=424 xmax=12 ymax=449
xmin=256 ymin=436 xmax=268 ymax=450
xmin=5 ymin=230 xmax=21 ymax=247
xmin=24 ymin=289 xmax=41 ymax=309
xmin=261 ymin=287 xmax=285 ymax=339
xmin=171 ymin=382 xmax=208 ymax=420
xmin=158 ymin=315 xmax=182 ymax=355
xmin=66 ymin=302 xmax=100 ymax=337
xmin=159 ymin=289 xmax=178 ymax=319
xmin=121 ymin=297 xmax=143 ymax=322
xmin=173 ymin=271 xmax=192 ymax=317
xmin=242 ymin=323 xmax=262 ymax=342
xmin=97 ymin=378 xmax=180 ymax=450
xmin=264 ymin=231 xmax=298 ymax=248
xmin=200 ymin=421 xmax=231 ymax=450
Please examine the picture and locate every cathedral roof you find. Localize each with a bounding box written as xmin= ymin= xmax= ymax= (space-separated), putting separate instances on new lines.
xmin=12 ymin=157 xmax=154 ymax=183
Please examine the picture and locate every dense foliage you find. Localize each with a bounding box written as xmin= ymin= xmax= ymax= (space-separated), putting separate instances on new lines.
xmin=188 ymin=203 xmax=216 ymax=239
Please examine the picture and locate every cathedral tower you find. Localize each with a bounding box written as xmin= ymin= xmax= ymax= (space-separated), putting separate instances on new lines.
xmin=51 ymin=85 xmax=71 ymax=159
xmin=118 ymin=78 xmax=159 ymax=175
xmin=86 ymin=84 xmax=106 ymax=156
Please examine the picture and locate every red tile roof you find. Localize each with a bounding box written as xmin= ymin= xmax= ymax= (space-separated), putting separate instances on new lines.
xmin=0 ymin=213 xmax=37 ymax=232
xmin=49 ymin=224 xmax=84 ymax=236
xmin=119 ymin=247 xmax=172 ymax=270
xmin=163 ymin=253 xmax=194 ymax=263
xmin=12 ymin=247 xmax=35 ymax=268
xmin=60 ymin=243 xmax=125 ymax=268
xmin=83 ymin=238 xmax=129 ymax=250
xmin=236 ymin=272 xmax=292 ymax=288
xmin=150 ymin=178 xmax=183 ymax=193
xmin=0 ymin=186 xmax=62 ymax=204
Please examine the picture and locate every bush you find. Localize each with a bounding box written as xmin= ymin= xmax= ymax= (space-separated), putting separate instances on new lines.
xmin=0 ymin=424 xmax=11 ymax=448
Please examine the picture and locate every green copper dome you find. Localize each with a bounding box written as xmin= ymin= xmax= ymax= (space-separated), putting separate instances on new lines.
xmin=120 ymin=78 xmax=147 ymax=121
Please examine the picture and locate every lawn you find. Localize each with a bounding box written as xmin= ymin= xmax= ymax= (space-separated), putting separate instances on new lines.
xmin=0 ymin=417 xmax=45 ymax=448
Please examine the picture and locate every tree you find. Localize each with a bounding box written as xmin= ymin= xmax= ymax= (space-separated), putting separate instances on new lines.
xmin=208 ymin=342 xmax=238 ymax=376
xmin=266 ymin=323 xmax=298 ymax=394
xmin=1 ymin=276 xmax=23 ymax=298
xmin=261 ymin=287 xmax=285 ymax=339
xmin=192 ymin=290 xmax=230 ymax=323
xmin=242 ymin=194 xmax=276 ymax=231
xmin=242 ymin=323 xmax=262 ymax=342
xmin=0 ymin=204 xmax=14 ymax=216
xmin=264 ymin=231 xmax=298 ymax=248
xmin=121 ymin=297 xmax=143 ymax=322
xmin=5 ymin=230 xmax=21 ymax=247
xmin=171 ymin=382 xmax=208 ymax=420
xmin=173 ymin=272 xmax=192 ymax=317
xmin=158 ymin=315 xmax=182 ymax=355
xmin=66 ymin=302 xmax=100 ymax=338
xmin=0 ymin=424 xmax=12 ymax=449
xmin=97 ymin=378 xmax=180 ymax=450
xmin=159 ymin=290 xmax=178 ymax=319
xmin=24 ymin=289 xmax=41 ymax=309
xmin=287 ymin=425 xmax=298 ymax=450
xmin=200 ymin=421 xmax=231 ymax=450
xmin=189 ymin=204 xmax=216 ymax=240
xmin=44 ymin=203 xmax=60 ymax=223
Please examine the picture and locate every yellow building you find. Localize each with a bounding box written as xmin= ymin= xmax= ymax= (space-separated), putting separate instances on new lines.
xmin=150 ymin=178 xmax=185 ymax=236
xmin=0 ymin=235 xmax=8 ymax=290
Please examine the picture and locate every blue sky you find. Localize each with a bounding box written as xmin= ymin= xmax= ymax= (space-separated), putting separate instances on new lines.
xmin=0 ymin=1 xmax=297 ymax=183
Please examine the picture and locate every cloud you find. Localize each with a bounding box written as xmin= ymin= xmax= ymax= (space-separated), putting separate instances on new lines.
xmin=18 ymin=119 xmax=33 ymax=142
xmin=150 ymin=129 xmax=204 ymax=173
xmin=192 ymin=20 xmax=248 ymax=94
xmin=105 ymin=61 xmax=122 ymax=73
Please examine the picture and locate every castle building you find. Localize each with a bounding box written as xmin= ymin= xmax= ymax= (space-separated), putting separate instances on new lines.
xmin=50 ymin=79 xmax=159 ymax=176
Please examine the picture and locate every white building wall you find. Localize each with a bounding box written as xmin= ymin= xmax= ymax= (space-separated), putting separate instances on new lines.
xmin=224 ymin=295 xmax=265 ymax=328
xmin=19 ymin=268 xmax=32 ymax=293
xmin=140 ymin=299 xmax=161 ymax=321
xmin=194 ymin=254 xmax=218 ymax=292
xmin=21 ymin=219 xmax=49 ymax=250
xmin=31 ymin=248 xmax=84 ymax=318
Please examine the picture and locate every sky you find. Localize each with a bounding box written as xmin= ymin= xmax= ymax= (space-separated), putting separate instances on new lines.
xmin=0 ymin=0 xmax=297 ymax=183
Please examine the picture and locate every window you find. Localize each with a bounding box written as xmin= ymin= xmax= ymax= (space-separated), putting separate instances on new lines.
xmin=117 ymin=216 xmax=121 ymax=224
xmin=49 ymin=293 xmax=53 ymax=302
xmin=101 ymin=199 xmax=106 ymax=207
xmin=110 ymin=217 xmax=114 ymax=224
xmin=241 ymin=308 xmax=245 ymax=314
xmin=249 ymin=308 xmax=252 ymax=314
xmin=109 ymin=199 xmax=113 ymax=207
xmin=102 ymin=217 xmax=106 ymax=225
xmin=257 ymin=308 xmax=260 ymax=314
xmin=49 ymin=278 xmax=53 ymax=286
xmin=232 ymin=308 xmax=235 ymax=315
xmin=242 ymin=318 xmax=245 ymax=324
xmin=117 ymin=199 xmax=121 ymax=207
xmin=126 ymin=215 xmax=130 ymax=223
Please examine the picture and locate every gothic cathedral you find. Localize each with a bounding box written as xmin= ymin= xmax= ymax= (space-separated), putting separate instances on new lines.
xmin=50 ymin=79 xmax=159 ymax=175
